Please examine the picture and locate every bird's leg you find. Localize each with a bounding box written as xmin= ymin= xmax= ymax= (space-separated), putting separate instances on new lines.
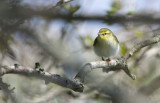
xmin=105 ymin=57 xmax=111 ymax=65
xmin=102 ymin=57 xmax=112 ymax=72
xmin=101 ymin=57 xmax=111 ymax=65
xmin=106 ymin=57 xmax=111 ymax=62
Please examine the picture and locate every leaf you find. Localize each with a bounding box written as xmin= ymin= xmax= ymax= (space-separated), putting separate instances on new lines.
xmin=62 ymin=3 xmax=80 ymax=14
xmin=127 ymin=11 xmax=136 ymax=15
xmin=70 ymin=5 xmax=80 ymax=13
xmin=107 ymin=0 xmax=122 ymax=15
xmin=107 ymin=9 xmax=116 ymax=15
xmin=120 ymin=43 xmax=128 ymax=55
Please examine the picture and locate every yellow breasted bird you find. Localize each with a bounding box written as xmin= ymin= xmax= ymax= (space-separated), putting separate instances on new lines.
xmin=93 ymin=28 xmax=119 ymax=60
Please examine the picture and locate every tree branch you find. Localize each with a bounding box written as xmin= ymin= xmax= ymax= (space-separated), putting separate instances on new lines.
xmin=75 ymin=34 xmax=160 ymax=81
xmin=75 ymin=58 xmax=136 ymax=82
xmin=0 ymin=78 xmax=16 ymax=103
xmin=126 ymin=34 xmax=160 ymax=60
xmin=3 ymin=5 xmax=160 ymax=24
xmin=33 ymin=13 xmax=160 ymax=24
xmin=0 ymin=65 xmax=84 ymax=92
xmin=46 ymin=0 xmax=73 ymax=10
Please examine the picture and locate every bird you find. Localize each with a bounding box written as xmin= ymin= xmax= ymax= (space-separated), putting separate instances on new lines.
xmin=93 ymin=28 xmax=119 ymax=61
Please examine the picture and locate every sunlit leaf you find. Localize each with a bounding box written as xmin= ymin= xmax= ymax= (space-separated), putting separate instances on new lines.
xmin=62 ymin=3 xmax=80 ymax=14
xmin=70 ymin=5 xmax=80 ymax=13
xmin=107 ymin=0 xmax=122 ymax=15
xmin=107 ymin=9 xmax=116 ymax=15
xmin=120 ymin=43 xmax=128 ymax=55
xmin=127 ymin=11 xmax=136 ymax=15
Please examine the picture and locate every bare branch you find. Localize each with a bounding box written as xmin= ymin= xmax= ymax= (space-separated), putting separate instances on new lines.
xmin=75 ymin=59 xmax=136 ymax=81
xmin=0 ymin=65 xmax=84 ymax=92
xmin=0 ymin=78 xmax=16 ymax=103
xmin=46 ymin=0 xmax=73 ymax=10
xmin=66 ymin=14 xmax=160 ymax=24
xmin=126 ymin=34 xmax=160 ymax=60
xmin=75 ymin=34 xmax=160 ymax=81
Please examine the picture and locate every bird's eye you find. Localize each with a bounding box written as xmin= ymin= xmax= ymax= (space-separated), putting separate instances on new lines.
xmin=103 ymin=33 xmax=107 ymax=35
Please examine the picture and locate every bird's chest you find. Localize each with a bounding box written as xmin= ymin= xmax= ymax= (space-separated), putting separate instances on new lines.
xmin=95 ymin=38 xmax=118 ymax=57
xmin=99 ymin=38 xmax=115 ymax=50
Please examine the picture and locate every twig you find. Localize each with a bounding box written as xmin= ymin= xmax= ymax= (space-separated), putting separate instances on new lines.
xmin=133 ymin=46 xmax=152 ymax=66
xmin=126 ymin=34 xmax=160 ymax=60
xmin=0 ymin=78 xmax=16 ymax=103
xmin=46 ymin=0 xmax=73 ymax=10
xmin=0 ymin=65 xmax=84 ymax=92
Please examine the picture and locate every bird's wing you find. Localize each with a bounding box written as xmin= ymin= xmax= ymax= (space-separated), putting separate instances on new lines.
xmin=93 ymin=37 xmax=98 ymax=46
xmin=113 ymin=34 xmax=119 ymax=43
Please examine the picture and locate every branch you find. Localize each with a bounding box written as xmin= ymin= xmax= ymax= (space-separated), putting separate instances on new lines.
xmin=126 ymin=34 xmax=160 ymax=60
xmin=22 ymin=9 xmax=160 ymax=24
xmin=4 ymin=5 xmax=160 ymax=24
xmin=0 ymin=65 xmax=84 ymax=92
xmin=32 ymin=13 xmax=160 ymax=24
xmin=75 ymin=59 xmax=136 ymax=82
xmin=65 ymin=14 xmax=160 ymax=24
xmin=75 ymin=34 xmax=160 ymax=81
xmin=2 ymin=1 xmax=160 ymax=26
xmin=46 ymin=0 xmax=73 ymax=10
xmin=0 ymin=78 xmax=16 ymax=103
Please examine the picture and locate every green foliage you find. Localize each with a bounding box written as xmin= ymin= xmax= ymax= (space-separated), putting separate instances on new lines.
xmin=120 ymin=43 xmax=128 ymax=55
xmin=70 ymin=5 xmax=80 ymax=13
xmin=62 ymin=3 xmax=80 ymax=14
xmin=107 ymin=9 xmax=117 ymax=15
xmin=127 ymin=11 xmax=136 ymax=15
xmin=107 ymin=0 xmax=122 ymax=15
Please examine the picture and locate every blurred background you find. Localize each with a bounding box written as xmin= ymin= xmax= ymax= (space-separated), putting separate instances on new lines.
xmin=0 ymin=0 xmax=160 ymax=103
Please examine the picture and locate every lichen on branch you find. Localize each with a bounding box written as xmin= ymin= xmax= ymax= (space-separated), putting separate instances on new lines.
xmin=0 ymin=65 xmax=84 ymax=92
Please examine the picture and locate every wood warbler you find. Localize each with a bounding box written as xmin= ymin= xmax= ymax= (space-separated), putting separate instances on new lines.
xmin=93 ymin=28 xmax=119 ymax=60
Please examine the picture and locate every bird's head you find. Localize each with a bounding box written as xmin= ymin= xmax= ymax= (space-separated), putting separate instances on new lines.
xmin=98 ymin=28 xmax=112 ymax=37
